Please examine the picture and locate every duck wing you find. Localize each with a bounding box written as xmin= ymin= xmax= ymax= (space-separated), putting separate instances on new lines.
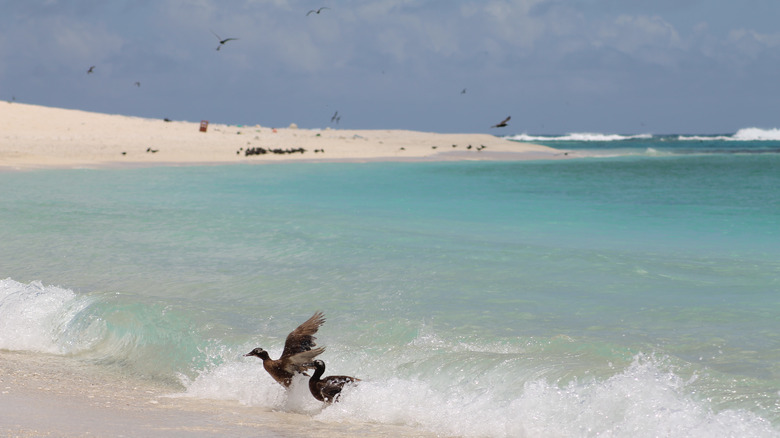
xmin=281 ymin=347 xmax=326 ymax=374
xmin=282 ymin=311 xmax=326 ymax=357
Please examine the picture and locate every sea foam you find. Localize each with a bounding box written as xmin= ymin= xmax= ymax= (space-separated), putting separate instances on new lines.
xmin=0 ymin=278 xmax=93 ymax=353
xmin=678 ymin=127 xmax=780 ymax=141
xmin=509 ymin=128 xmax=780 ymax=143
xmin=176 ymin=340 xmax=778 ymax=438
xmin=508 ymin=133 xmax=653 ymax=142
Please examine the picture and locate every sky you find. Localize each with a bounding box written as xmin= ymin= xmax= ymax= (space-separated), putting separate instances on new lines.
xmin=1 ymin=0 xmax=779 ymax=135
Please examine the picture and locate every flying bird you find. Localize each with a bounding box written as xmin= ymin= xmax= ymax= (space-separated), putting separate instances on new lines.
xmin=307 ymin=7 xmax=330 ymax=15
xmin=211 ymin=30 xmax=238 ymax=51
xmin=330 ymin=111 xmax=339 ymax=123
xmin=461 ymin=88 xmax=467 ymax=94
xmin=134 ymin=81 xmax=141 ymax=87
xmin=491 ymin=116 xmax=510 ymax=128
xmin=87 ymin=66 xmax=95 ymax=74
xmin=244 ymin=311 xmax=326 ymax=387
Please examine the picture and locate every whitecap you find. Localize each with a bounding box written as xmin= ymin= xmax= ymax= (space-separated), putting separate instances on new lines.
xmin=732 ymin=127 xmax=780 ymax=141
xmin=508 ymin=133 xmax=653 ymax=142
xmin=0 ymin=278 xmax=94 ymax=354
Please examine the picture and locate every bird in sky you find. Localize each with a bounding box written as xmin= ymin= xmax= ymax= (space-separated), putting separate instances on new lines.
xmin=331 ymin=111 xmax=340 ymax=124
xmin=461 ymin=88 xmax=467 ymax=94
xmin=491 ymin=116 xmax=511 ymax=128
xmin=307 ymin=7 xmax=330 ymax=16
xmin=211 ymin=30 xmax=238 ymax=51
xmin=87 ymin=66 xmax=95 ymax=74
xmin=134 ymin=81 xmax=141 ymax=87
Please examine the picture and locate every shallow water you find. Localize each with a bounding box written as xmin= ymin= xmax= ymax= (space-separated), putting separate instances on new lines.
xmin=2 ymin=144 xmax=779 ymax=437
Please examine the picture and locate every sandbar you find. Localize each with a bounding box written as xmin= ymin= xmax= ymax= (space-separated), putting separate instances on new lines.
xmin=1 ymin=102 xmax=567 ymax=170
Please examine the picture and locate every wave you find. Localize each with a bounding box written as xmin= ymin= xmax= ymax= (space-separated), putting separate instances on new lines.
xmin=3 ymin=278 xmax=778 ymax=437
xmin=180 ymin=337 xmax=779 ymax=438
xmin=0 ymin=278 xmax=93 ymax=354
xmin=508 ymin=133 xmax=654 ymax=142
xmin=679 ymin=127 xmax=780 ymax=142
xmin=508 ymin=128 xmax=780 ymax=143
xmin=0 ymin=278 xmax=212 ymax=382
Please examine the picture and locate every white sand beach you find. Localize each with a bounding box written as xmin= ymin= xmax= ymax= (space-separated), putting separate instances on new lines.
xmin=1 ymin=102 xmax=566 ymax=170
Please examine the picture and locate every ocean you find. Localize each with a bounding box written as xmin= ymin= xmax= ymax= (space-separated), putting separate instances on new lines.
xmin=1 ymin=128 xmax=779 ymax=437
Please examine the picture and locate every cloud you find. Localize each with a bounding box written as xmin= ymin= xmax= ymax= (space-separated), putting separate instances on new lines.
xmin=728 ymin=29 xmax=780 ymax=58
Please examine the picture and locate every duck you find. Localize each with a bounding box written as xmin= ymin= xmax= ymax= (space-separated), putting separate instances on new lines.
xmin=307 ymin=359 xmax=360 ymax=403
xmin=244 ymin=311 xmax=326 ymax=387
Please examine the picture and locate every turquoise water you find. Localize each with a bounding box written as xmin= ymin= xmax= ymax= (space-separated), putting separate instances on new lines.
xmin=1 ymin=145 xmax=779 ymax=436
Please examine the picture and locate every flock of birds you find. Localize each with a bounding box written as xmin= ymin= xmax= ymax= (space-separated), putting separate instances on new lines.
xmin=82 ymin=5 xmax=513 ymax=131
xmin=244 ymin=312 xmax=359 ymax=403
xmin=241 ymin=146 xmax=308 ymax=156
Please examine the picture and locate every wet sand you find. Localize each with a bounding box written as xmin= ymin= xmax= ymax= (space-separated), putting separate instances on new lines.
xmin=0 ymin=351 xmax=440 ymax=437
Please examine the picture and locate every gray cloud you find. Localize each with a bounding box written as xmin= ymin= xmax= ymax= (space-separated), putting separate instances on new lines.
xmin=1 ymin=0 xmax=778 ymax=133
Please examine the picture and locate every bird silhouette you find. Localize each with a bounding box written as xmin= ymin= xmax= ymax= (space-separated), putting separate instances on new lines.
xmin=491 ymin=116 xmax=510 ymax=128
xmin=87 ymin=66 xmax=95 ymax=74
xmin=461 ymin=88 xmax=467 ymax=94
xmin=307 ymin=7 xmax=330 ymax=15
xmin=134 ymin=81 xmax=141 ymax=87
xmin=330 ymin=111 xmax=339 ymax=123
xmin=211 ymin=30 xmax=238 ymax=51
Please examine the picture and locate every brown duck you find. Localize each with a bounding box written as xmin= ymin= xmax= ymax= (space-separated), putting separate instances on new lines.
xmin=307 ymin=359 xmax=360 ymax=403
xmin=244 ymin=311 xmax=326 ymax=387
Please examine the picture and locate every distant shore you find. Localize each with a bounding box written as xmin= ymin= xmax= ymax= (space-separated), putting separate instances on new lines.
xmin=0 ymin=102 xmax=568 ymax=170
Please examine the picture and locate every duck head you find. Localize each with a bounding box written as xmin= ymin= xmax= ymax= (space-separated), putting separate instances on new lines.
xmin=244 ymin=347 xmax=271 ymax=360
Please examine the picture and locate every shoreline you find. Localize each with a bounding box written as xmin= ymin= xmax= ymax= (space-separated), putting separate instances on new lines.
xmin=1 ymin=102 xmax=569 ymax=171
xmin=0 ymin=350 xmax=438 ymax=437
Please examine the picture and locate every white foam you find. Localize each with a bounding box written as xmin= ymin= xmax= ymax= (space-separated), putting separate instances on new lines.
xmin=677 ymin=135 xmax=732 ymax=141
xmin=679 ymin=128 xmax=780 ymax=142
xmin=178 ymin=349 xmax=778 ymax=438
xmin=511 ymin=128 xmax=780 ymax=143
xmin=509 ymin=133 xmax=653 ymax=142
xmin=177 ymin=358 xmax=324 ymax=414
xmin=0 ymin=278 xmax=94 ymax=354
xmin=731 ymin=127 xmax=780 ymax=141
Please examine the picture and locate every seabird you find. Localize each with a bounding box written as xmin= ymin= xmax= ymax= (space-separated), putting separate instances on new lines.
xmin=134 ymin=81 xmax=141 ymax=87
xmin=491 ymin=116 xmax=510 ymax=128
xmin=244 ymin=311 xmax=326 ymax=387
xmin=211 ymin=30 xmax=238 ymax=51
xmin=307 ymin=7 xmax=330 ymax=16
xmin=87 ymin=66 xmax=95 ymax=74
xmin=307 ymin=359 xmax=359 ymax=403
xmin=331 ymin=111 xmax=339 ymax=123
xmin=461 ymin=88 xmax=466 ymax=94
